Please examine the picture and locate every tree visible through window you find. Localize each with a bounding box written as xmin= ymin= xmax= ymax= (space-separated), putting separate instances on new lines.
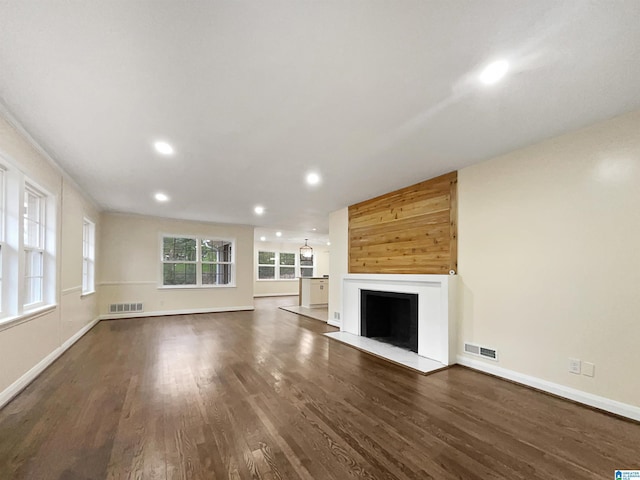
xmin=257 ymin=250 xmax=313 ymax=279
xmin=162 ymin=236 xmax=233 ymax=287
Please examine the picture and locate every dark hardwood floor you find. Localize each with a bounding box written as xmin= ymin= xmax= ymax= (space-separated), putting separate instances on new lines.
xmin=0 ymin=296 xmax=638 ymax=479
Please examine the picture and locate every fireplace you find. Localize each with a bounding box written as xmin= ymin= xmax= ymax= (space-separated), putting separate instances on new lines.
xmin=360 ymin=290 xmax=418 ymax=353
xmin=340 ymin=274 xmax=456 ymax=365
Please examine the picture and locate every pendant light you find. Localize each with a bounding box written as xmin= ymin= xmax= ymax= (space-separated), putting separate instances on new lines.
xmin=299 ymin=238 xmax=313 ymax=260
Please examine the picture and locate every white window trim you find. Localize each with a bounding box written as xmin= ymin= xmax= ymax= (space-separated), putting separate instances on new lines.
xmin=159 ymin=234 xmax=236 ymax=289
xmin=257 ymin=250 xmax=315 ymax=281
xmin=23 ymin=183 xmax=46 ymax=309
xmin=0 ymin=167 xmax=5 ymax=316
xmin=82 ymin=217 xmax=96 ymax=295
xmin=0 ymin=158 xmax=56 ymax=322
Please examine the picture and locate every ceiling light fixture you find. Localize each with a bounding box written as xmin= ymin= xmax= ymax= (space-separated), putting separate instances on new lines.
xmin=254 ymin=205 xmax=265 ymax=215
xmin=154 ymin=141 xmax=174 ymax=155
xmin=300 ymin=238 xmax=313 ymax=260
xmin=479 ymin=59 xmax=509 ymax=85
xmin=306 ymin=172 xmax=321 ymax=186
xmin=276 ymin=231 xmax=282 ymax=237
xmin=327 ymin=241 xmax=331 ymax=246
xmin=154 ymin=192 xmax=169 ymax=202
xmin=260 ymin=236 xmax=266 ymax=241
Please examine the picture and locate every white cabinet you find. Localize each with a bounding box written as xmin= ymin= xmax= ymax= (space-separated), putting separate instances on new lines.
xmin=300 ymin=277 xmax=329 ymax=307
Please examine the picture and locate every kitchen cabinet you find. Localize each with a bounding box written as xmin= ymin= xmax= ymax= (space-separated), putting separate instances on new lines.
xmin=299 ymin=277 xmax=328 ymax=307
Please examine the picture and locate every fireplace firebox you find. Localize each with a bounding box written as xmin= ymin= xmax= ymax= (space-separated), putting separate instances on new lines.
xmin=360 ymin=290 xmax=418 ymax=353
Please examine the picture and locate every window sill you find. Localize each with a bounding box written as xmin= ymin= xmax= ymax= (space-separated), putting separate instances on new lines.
xmin=256 ymin=279 xmax=299 ymax=282
xmin=81 ymin=291 xmax=96 ymax=298
xmin=157 ymin=284 xmax=237 ymax=290
xmin=0 ymin=304 xmax=57 ymax=332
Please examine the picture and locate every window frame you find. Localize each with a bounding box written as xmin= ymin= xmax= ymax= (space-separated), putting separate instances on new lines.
xmin=257 ymin=250 xmax=314 ymax=281
xmin=0 ymin=167 xmax=5 ymax=315
xmin=23 ymin=184 xmax=46 ymax=308
xmin=82 ymin=218 xmax=96 ymax=295
xmin=0 ymin=162 xmax=57 ymax=328
xmin=159 ymin=234 xmax=236 ymax=289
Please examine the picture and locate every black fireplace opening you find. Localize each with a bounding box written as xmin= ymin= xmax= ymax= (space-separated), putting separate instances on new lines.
xmin=360 ymin=290 xmax=418 ymax=353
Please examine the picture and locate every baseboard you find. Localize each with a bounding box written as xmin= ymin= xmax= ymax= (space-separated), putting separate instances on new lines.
xmin=457 ymin=355 xmax=640 ymax=422
xmin=253 ymin=293 xmax=298 ymax=298
xmin=327 ymin=319 xmax=341 ymax=328
xmin=0 ymin=316 xmax=100 ymax=410
xmin=100 ymin=305 xmax=255 ymax=320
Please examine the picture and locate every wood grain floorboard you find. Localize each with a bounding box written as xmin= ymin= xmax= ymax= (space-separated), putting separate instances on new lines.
xmin=0 ymin=296 xmax=638 ymax=479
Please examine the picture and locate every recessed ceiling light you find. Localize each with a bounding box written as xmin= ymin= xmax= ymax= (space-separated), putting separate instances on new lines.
xmin=479 ymin=60 xmax=509 ymax=85
xmin=306 ymin=172 xmax=321 ymax=186
xmin=312 ymin=228 xmax=317 ymax=231
xmin=327 ymin=241 xmax=331 ymax=246
xmin=154 ymin=141 xmax=174 ymax=155
xmin=154 ymin=192 xmax=169 ymax=202
xmin=276 ymin=231 xmax=282 ymax=237
xmin=254 ymin=205 xmax=265 ymax=215
xmin=260 ymin=236 xmax=266 ymax=241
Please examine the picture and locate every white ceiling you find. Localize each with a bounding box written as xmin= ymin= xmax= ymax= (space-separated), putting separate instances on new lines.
xmin=1 ymin=1 xmax=639 ymax=235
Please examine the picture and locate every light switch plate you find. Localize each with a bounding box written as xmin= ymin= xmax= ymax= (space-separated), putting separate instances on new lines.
xmin=569 ymin=358 xmax=581 ymax=374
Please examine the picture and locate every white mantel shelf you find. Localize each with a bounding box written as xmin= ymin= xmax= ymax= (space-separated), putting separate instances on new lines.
xmin=340 ymin=273 xmax=457 ymax=366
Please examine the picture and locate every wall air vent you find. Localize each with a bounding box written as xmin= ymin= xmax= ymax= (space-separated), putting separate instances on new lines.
xmin=464 ymin=342 xmax=498 ymax=361
xmin=109 ymin=303 xmax=144 ymax=314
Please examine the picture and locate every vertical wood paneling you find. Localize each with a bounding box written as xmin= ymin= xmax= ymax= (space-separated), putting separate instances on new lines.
xmin=349 ymin=172 xmax=457 ymax=274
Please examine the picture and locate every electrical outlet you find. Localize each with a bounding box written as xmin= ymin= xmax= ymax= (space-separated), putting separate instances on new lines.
xmin=334 ymin=312 xmax=340 ymax=320
xmin=582 ymin=362 xmax=595 ymax=377
xmin=569 ymin=358 xmax=581 ymax=374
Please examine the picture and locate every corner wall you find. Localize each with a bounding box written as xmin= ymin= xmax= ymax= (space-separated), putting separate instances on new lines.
xmin=328 ymin=208 xmax=348 ymax=326
xmin=0 ymin=111 xmax=100 ymax=402
xmin=457 ymin=109 xmax=640 ymax=409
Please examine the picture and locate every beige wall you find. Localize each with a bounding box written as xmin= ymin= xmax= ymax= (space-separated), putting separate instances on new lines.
xmin=99 ymin=213 xmax=254 ymax=315
xmin=328 ymin=208 xmax=348 ymax=326
xmin=458 ymin=109 xmax=640 ymax=407
xmin=254 ymin=240 xmax=330 ymax=297
xmin=0 ymin=112 xmax=100 ymax=396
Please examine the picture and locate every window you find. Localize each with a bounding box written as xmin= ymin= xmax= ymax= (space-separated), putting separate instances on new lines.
xmin=162 ymin=235 xmax=234 ymax=287
xmin=0 ymin=168 xmax=4 ymax=313
xmin=257 ymin=250 xmax=314 ymax=280
xmin=279 ymin=252 xmax=296 ymax=279
xmin=300 ymin=254 xmax=315 ymax=278
xmin=0 ymin=164 xmax=55 ymax=324
xmin=201 ymin=239 xmax=233 ymax=285
xmin=23 ymin=185 xmax=45 ymax=306
xmin=82 ymin=219 xmax=95 ymax=294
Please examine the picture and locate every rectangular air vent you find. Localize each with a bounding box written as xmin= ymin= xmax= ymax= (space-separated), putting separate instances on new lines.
xmin=109 ymin=303 xmax=143 ymax=314
xmin=464 ymin=343 xmax=480 ymax=355
xmin=464 ymin=342 xmax=498 ymax=361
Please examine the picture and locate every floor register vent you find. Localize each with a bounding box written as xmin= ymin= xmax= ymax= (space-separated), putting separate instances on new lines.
xmin=109 ymin=303 xmax=144 ymax=314
xmin=464 ymin=342 xmax=498 ymax=361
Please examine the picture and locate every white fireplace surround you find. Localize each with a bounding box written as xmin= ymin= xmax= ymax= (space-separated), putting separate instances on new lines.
xmin=342 ymin=274 xmax=457 ymax=365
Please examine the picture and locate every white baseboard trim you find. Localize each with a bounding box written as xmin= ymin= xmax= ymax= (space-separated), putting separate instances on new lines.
xmin=254 ymin=293 xmax=298 ymax=298
xmin=0 ymin=316 xmax=100 ymax=410
xmin=100 ymin=305 xmax=255 ymax=320
xmin=327 ymin=319 xmax=341 ymax=328
xmin=457 ymin=355 xmax=640 ymax=422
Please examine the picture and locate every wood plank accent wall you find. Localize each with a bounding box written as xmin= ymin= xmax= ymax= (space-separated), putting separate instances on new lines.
xmin=348 ymin=171 xmax=457 ymax=274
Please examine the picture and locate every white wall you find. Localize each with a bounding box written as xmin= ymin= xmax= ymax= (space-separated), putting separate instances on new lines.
xmin=99 ymin=213 xmax=254 ymax=316
xmin=253 ymin=240 xmax=330 ymax=297
xmin=0 ymin=111 xmax=100 ymax=399
xmin=328 ymin=207 xmax=348 ymax=326
xmin=458 ymin=109 xmax=640 ymax=408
